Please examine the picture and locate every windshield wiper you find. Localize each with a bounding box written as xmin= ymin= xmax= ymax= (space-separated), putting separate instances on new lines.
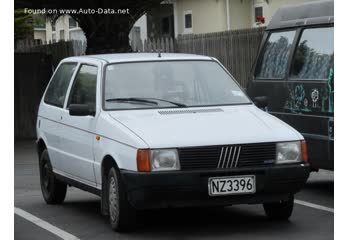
xmin=106 ymin=97 xmax=187 ymax=108
xmin=137 ymin=98 xmax=187 ymax=107
xmin=105 ymin=98 xmax=158 ymax=105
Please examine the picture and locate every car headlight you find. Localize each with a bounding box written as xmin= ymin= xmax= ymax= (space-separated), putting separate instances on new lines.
xmin=150 ymin=149 xmax=180 ymax=171
xmin=276 ymin=141 xmax=302 ymax=164
xmin=137 ymin=149 xmax=180 ymax=172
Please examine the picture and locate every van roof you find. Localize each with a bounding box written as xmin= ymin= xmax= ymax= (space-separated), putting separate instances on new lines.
xmin=267 ymin=0 xmax=333 ymax=30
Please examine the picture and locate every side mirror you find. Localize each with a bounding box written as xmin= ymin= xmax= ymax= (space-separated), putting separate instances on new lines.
xmin=253 ymin=96 xmax=268 ymax=109
xmin=69 ymin=104 xmax=94 ymax=116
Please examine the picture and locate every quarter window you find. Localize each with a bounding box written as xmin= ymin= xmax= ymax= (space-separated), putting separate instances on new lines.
xmin=68 ymin=65 xmax=98 ymax=112
xmin=290 ymin=27 xmax=334 ymax=80
xmin=255 ymin=31 xmax=296 ymax=79
xmin=44 ymin=63 xmax=77 ymax=107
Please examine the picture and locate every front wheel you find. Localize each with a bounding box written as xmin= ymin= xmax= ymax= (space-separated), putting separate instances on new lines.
xmin=263 ymin=196 xmax=294 ymax=220
xmin=39 ymin=149 xmax=67 ymax=204
xmin=108 ymin=167 xmax=136 ymax=231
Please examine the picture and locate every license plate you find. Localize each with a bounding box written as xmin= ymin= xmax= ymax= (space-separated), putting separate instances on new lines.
xmin=208 ymin=175 xmax=256 ymax=196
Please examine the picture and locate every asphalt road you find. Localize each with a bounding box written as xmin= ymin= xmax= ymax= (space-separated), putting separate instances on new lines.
xmin=14 ymin=141 xmax=334 ymax=240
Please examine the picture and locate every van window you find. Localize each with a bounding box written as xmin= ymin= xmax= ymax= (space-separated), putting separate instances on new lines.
xmin=68 ymin=65 xmax=98 ymax=111
xmin=44 ymin=63 xmax=77 ymax=107
xmin=290 ymin=27 xmax=334 ymax=80
xmin=255 ymin=31 xmax=296 ymax=79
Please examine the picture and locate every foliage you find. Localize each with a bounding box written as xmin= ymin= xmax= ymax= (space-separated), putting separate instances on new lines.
xmin=14 ymin=9 xmax=33 ymax=40
xmin=33 ymin=14 xmax=46 ymax=28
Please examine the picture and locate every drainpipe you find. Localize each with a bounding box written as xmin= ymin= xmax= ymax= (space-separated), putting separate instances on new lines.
xmin=226 ymin=0 xmax=231 ymax=30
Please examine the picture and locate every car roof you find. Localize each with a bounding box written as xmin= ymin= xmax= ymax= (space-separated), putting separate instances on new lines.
xmin=267 ymin=0 xmax=333 ymax=30
xmin=63 ymin=53 xmax=213 ymax=64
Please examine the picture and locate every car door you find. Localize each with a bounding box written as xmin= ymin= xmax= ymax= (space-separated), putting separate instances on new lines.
xmin=59 ymin=62 xmax=100 ymax=185
xmin=39 ymin=62 xmax=78 ymax=172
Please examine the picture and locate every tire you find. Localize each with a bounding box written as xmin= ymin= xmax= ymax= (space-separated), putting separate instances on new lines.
xmin=39 ymin=149 xmax=67 ymax=204
xmin=108 ymin=167 xmax=136 ymax=232
xmin=263 ymin=196 xmax=294 ymax=220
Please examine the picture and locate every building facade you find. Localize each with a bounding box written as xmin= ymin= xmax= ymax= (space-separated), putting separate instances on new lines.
xmin=45 ymin=15 xmax=86 ymax=43
xmin=173 ymin=0 xmax=320 ymax=36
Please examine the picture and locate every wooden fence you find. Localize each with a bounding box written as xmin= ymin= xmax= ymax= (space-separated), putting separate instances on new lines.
xmin=15 ymin=52 xmax=53 ymax=139
xmin=132 ymin=37 xmax=175 ymax=53
xmin=176 ymin=27 xmax=265 ymax=87
xmin=15 ymin=40 xmax=86 ymax=67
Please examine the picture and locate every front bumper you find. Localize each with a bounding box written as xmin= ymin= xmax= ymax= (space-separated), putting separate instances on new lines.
xmin=120 ymin=163 xmax=310 ymax=210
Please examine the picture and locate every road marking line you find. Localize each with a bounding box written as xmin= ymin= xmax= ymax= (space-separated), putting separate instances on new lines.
xmin=295 ymin=199 xmax=334 ymax=213
xmin=14 ymin=207 xmax=79 ymax=240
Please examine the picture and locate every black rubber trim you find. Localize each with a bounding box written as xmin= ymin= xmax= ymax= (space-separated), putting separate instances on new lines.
xmin=54 ymin=172 xmax=101 ymax=196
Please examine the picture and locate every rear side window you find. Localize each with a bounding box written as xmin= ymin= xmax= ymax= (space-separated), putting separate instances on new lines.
xmin=68 ymin=65 xmax=98 ymax=111
xmin=290 ymin=27 xmax=334 ymax=80
xmin=44 ymin=63 xmax=77 ymax=107
xmin=255 ymin=31 xmax=296 ymax=79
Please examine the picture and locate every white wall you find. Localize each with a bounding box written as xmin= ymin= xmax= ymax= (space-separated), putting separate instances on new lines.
xmin=132 ymin=14 xmax=148 ymax=42
xmin=230 ymin=0 xmax=253 ymax=30
xmin=175 ymin=0 xmax=227 ymax=35
xmin=33 ymin=29 xmax=46 ymax=43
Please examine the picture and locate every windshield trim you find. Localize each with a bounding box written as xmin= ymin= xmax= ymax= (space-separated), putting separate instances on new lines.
xmin=101 ymin=59 xmax=252 ymax=111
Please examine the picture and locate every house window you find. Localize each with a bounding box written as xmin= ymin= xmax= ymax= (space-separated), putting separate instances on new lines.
xmin=255 ymin=6 xmax=263 ymax=19
xmin=52 ymin=33 xmax=56 ymax=43
xmin=51 ymin=22 xmax=56 ymax=32
xmin=185 ymin=13 xmax=192 ymax=29
xmin=69 ymin=17 xmax=78 ymax=29
xmin=184 ymin=10 xmax=192 ymax=34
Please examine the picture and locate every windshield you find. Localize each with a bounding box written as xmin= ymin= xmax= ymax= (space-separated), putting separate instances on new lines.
xmin=104 ymin=60 xmax=251 ymax=110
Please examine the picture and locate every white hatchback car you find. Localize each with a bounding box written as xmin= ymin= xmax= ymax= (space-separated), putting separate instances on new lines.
xmin=37 ymin=53 xmax=310 ymax=231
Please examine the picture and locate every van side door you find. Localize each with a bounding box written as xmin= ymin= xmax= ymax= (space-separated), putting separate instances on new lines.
xmin=59 ymin=62 xmax=100 ymax=186
xmin=284 ymin=26 xmax=334 ymax=169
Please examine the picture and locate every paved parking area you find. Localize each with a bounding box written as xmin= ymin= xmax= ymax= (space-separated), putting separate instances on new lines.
xmin=14 ymin=141 xmax=333 ymax=240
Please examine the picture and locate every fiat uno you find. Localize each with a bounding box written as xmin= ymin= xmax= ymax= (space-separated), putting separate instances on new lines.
xmin=36 ymin=53 xmax=309 ymax=231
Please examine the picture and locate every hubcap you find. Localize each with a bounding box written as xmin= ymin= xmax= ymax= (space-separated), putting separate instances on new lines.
xmin=109 ymin=177 xmax=118 ymax=222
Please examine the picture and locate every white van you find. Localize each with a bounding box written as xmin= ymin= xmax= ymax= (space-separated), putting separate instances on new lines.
xmin=36 ymin=53 xmax=309 ymax=231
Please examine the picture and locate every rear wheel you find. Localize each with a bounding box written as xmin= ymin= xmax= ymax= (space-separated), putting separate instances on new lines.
xmin=263 ymin=196 xmax=294 ymax=220
xmin=39 ymin=149 xmax=67 ymax=204
xmin=108 ymin=167 xmax=136 ymax=231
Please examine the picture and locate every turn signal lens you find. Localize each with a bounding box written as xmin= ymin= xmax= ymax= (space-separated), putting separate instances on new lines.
xmin=301 ymin=140 xmax=308 ymax=162
xmin=137 ymin=149 xmax=151 ymax=172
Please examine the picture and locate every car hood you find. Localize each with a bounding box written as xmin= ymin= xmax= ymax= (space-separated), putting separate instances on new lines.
xmin=108 ymin=105 xmax=302 ymax=148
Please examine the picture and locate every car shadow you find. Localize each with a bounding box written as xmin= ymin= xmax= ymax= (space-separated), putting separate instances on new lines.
xmin=60 ymin=197 xmax=298 ymax=237
xmin=304 ymin=180 xmax=334 ymax=195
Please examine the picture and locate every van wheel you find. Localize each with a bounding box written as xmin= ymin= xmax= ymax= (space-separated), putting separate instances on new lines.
xmin=263 ymin=196 xmax=294 ymax=220
xmin=108 ymin=167 xmax=136 ymax=232
xmin=39 ymin=149 xmax=67 ymax=204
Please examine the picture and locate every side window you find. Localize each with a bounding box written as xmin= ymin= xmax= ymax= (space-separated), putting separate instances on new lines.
xmin=68 ymin=65 xmax=98 ymax=111
xmin=44 ymin=63 xmax=77 ymax=107
xmin=255 ymin=31 xmax=296 ymax=79
xmin=290 ymin=27 xmax=334 ymax=80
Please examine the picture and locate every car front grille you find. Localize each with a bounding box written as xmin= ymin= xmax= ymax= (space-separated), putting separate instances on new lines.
xmin=178 ymin=142 xmax=276 ymax=170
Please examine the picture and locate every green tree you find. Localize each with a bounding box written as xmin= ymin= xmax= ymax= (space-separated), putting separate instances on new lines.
xmin=14 ymin=9 xmax=33 ymax=41
xmin=15 ymin=0 xmax=163 ymax=54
